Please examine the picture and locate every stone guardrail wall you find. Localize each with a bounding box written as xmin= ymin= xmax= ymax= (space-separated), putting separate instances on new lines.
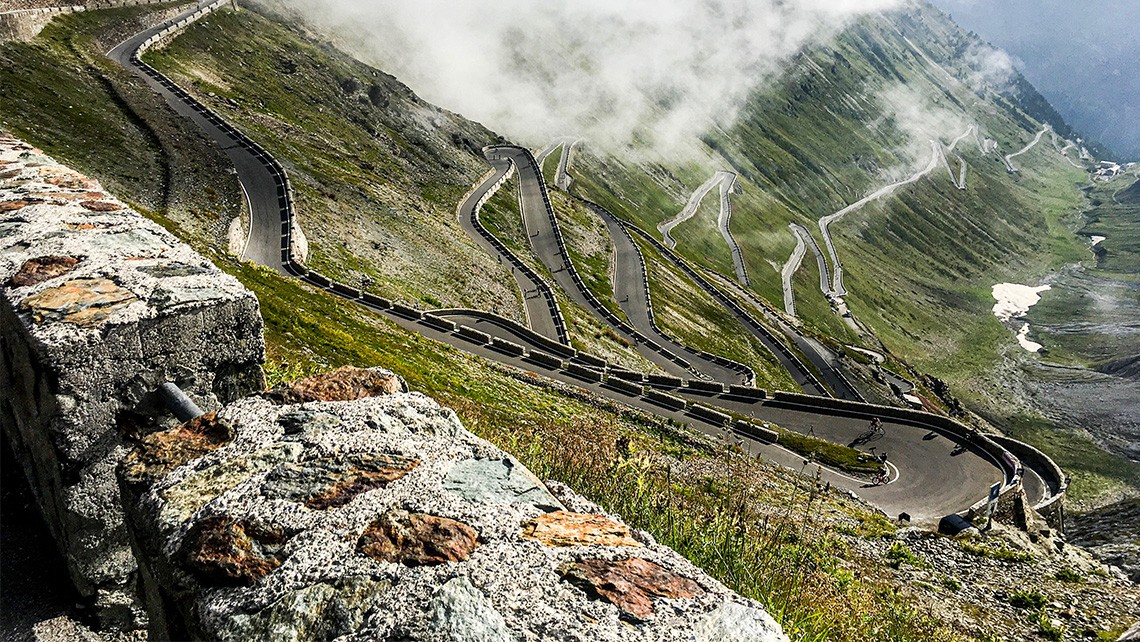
xmin=118 ymin=367 xmax=789 ymax=641
xmin=0 ymin=0 xmax=177 ymax=41
xmin=992 ymin=434 xmax=1068 ymax=530
xmin=0 ymin=135 xmax=266 ymax=630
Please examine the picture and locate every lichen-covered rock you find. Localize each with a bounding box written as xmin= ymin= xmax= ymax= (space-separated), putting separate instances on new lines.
xmin=122 ymin=413 xmax=236 ymax=486
xmin=265 ymin=365 xmax=406 ymax=404
xmin=0 ymin=136 xmax=265 ymax=631
xmin=7 ymin=255 xmax=79 ymax=288
xmin=560 ymin=557 xmax=703 ymax=620
xmin=263 ymin=453 xmax=420 ymax=510
xmin=357 ymin=510 xmax=480 ymax=566
xmin=181 ymin=515 xmax=290 ymax=587
xmin=118 ymin=379 xmax=788 ymax=641
xmin=522 ymin=511 xmax=642 ymax=548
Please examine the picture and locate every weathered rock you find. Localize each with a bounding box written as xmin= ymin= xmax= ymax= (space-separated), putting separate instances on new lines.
xmin=428 ymin=577 xmax=515 ymax=642
xmin=266 ymin=365 xmax=406 ymax=404
xmin=119 ymin=392 xmax=788 ymax=641
xmin=694 ymin=601 xmax=788 ymax=642
xmin=121 ymin=412 xmax=236 ymax=486
xmin=0 ymin=138 xmax=265 ymax=632
xmin=20 ymin=277 xmax=137 ymax=327
xmin=560 ymin=557 xmax=704 ymax=620
xmin=263 ymin=453 xmax=420 ymax=509
xmin=357 ymin=510 xmax=480 ymax=566
xmin=444 ymin=457 xmax=563 ymax=510
xmin=79 ymin=200 xmax=123 ymax=212
xmin=7 ymin=255 xmax=79 ymax=288
xmin=181 ymin=515 xmax=289 ymax=587
xmin=225 ymin=576 xmax=391 ymax=642
xmin=521 ymin=511 xmax=642 ymax=548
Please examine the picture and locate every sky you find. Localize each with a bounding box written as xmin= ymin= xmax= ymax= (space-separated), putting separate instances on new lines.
xmin=274 ymin=0 xmax=903 ymax=157
xmin=929 ymin=0 xmax=1140 ymax=160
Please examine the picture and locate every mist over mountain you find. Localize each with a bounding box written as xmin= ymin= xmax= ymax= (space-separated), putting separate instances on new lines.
xmin=929 ymin=0 xmax=1140 ymax=160
xmin=268 ymin=0 xmax=903 ymax=156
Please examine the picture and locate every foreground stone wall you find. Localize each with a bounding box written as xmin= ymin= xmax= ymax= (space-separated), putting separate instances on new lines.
xmin=120 ymin=366 xmax=787 ymax=641
xmin=0 ymin=134 xmax=265 ymax=630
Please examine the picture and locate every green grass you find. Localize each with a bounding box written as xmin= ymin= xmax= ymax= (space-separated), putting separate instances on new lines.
xmin=549 ymin=190 xmax=628 ymax=322
xmin=776 ymin=430 xmax=883 ymax=476
xmin=635 ymin=235 xmax=802 ymax=391
xmin=143 ymin=7 xmax=528 ymax=317
xmin=959 ymin=541 xmax=1035 ymax=563
xmin=1053 ymin=567 xmax=1084 ymax=584
xmin=886 ymin=542 xmax=929 ymax=569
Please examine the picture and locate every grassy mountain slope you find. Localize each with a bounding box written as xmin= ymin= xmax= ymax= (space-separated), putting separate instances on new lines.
xmin=565 ymin=3 xmax=1137 ymax=505
xmin=143 ymin=8 xmax=528 ymax=317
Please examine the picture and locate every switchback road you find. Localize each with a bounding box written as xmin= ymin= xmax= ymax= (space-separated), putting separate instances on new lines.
xmin=107 ymin=4 xmax=1056 ymax=524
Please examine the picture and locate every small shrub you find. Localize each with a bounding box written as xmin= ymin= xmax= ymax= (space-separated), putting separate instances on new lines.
xmin=1053 ymin=567 xmax=1084 ymax=583
xmin=960 ymin=541 xmax=1034 ymax=563
xmin=1037 ymin=611 xmax=1064 ymax=641
xmin=1008 ymin=590 xmax=1046 ymax=610
xmin=886 ymin=542 xmax=928 ymax=569
xmin=939 ymin=576 xmax=961 ymax=591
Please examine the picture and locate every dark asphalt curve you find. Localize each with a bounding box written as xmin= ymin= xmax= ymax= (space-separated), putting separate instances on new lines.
xmin=455 ymin=155 xmax=568 ymax=344
xmin=107 ymin=7 xmax=1024 ymax=524
xmin=108 ymin=2 xmax=286 ymax=272
xmin=493 ymin=145 xmax=747 ymax=383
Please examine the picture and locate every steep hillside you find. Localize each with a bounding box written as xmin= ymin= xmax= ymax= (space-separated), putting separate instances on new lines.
xmin=566 ymin=4 xmax=1139 ymax=507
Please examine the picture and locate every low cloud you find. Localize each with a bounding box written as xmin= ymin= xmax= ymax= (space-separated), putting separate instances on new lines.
xmin=272 ymin=0 xmax=904 ymax=157
xmin=963 ymin=43 xmax=1019 ymax=93
xmin=877 ymin=84 xmax=969 ymax=171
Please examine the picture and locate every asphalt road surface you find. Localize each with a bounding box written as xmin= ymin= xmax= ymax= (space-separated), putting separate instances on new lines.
xmin=455 ymin=154 xmax=566 ymax=343
xmin=108 ymin=8 xmax=285 ymax=272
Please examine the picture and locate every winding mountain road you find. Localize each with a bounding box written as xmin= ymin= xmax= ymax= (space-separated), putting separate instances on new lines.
xmin=820 ymin=138 xmax=943 ymax=297
xmin=103 ymin=3 xmax=1058 ymax=524
xmin=456 ymin=152 xmax=569 ymax=344
xmin=1004 ymin=125 xmax=1051 ymax=173
xmin=781 ymin=222 xmax=831 ymax=315
xmin=716 ymin=174 xmax=750 ymax=286
xmin=658 ymin=171 xmax=734 ymax=249
xmin=781 ymin=226 xmax=807 ymax=316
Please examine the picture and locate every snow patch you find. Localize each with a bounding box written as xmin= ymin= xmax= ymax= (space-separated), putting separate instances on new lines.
xmin=1016 ymin=324 xmax=1044 ymax=353
xmin=991 ymin=283 xmax=1051 ymax=322
xmin=1091 ymin=236 xmax=1106 ymax=247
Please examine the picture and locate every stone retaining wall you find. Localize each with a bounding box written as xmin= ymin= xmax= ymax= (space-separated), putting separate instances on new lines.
xmin=0 ymin=0 xmax=173 ymax=41
xmin=118 ymin=366 xmax=787 ymax=641
xmin=0 ymin=135 xmax=266 ymax=630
